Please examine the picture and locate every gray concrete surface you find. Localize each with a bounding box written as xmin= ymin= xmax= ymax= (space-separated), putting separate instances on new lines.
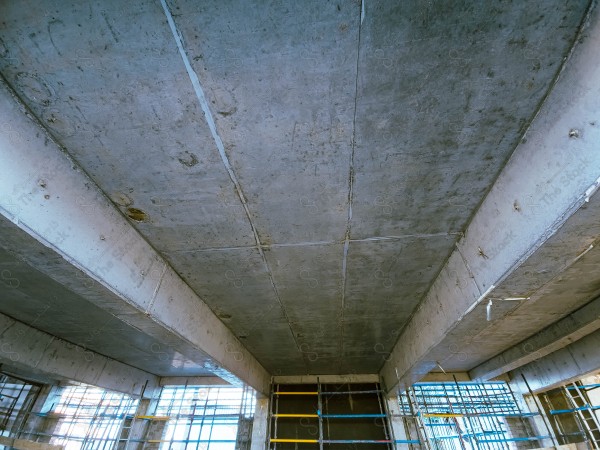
xmin=509 ymin=327 xmax=600 ymax=393
xmin=0 ymin=76 xmax=270 ymax=394
xmin=381 ymin=1 xmax=600 ymax=392
xmin=471 ymin=295 xmax=600 ymax=381
xmin=0 ymin=0 xmax=598 ymax=388
xmin=0 ymin=311 xmax=158 ymax=396
xmin=249 ymin=398 xmax=268 ymax=450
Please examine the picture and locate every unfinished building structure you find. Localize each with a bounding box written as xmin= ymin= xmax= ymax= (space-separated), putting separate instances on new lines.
xmin=1 ymin=0 xmax=600 ymax=449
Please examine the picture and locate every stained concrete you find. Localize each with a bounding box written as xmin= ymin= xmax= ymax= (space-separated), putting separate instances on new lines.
xmin=0 ymin=76 xmax=270 ymax=393
xmin=381 ymin=1 xmax=600 ymax=391
xmin=0 ymin=0 xmax=598 ymax=386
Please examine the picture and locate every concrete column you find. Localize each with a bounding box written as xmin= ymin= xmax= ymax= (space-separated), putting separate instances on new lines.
xmin=508 ymin=382 xmax=556 ymax=449
xmin=140 ymin=420 xmax=167 ymax=450
xmin=115 ymin=390 xmax=165 ymax=450
xmin=504 ymin=417 xmax=538 ymax=450
xmin=116 ymin=397 xmax=155 ymax=450
xmin=250 ymin=397 xmax=269 ymax=450
xmin=386 ymin=396 xmax=418 ymax=449
xmin=235 ymin=416 xmax=253 ymax=450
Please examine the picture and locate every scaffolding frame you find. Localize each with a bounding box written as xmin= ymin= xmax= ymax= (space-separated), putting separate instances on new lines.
xmin=0 ymin=373 xmax=41 ymax=438
xmin=540 ymin=380 xmax=600 ymax=449
xmin=398 ymin=381 xmax=547 ymax=450
xmin=19 ymin=383 xmax=255 ymax=450
xmin=151 ymin=384 xmax=256 ymax=450
xmin=269 ymin=381 xmax=396 ymax=447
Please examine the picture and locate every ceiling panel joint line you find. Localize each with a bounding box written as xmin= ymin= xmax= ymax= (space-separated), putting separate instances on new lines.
xmin=338 ymin=0 xmax=364 ymax=369
xmin=158 ymin=0 xmax=305 ymax=363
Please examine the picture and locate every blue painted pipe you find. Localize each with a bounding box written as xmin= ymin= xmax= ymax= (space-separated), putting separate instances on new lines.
xmin=550 ymin=405 xmax=600 ymax=414
xmin=477 ymin=436 xmax=550 ymax=443
xmin=566 ymin=384 xmax=600 ymax=389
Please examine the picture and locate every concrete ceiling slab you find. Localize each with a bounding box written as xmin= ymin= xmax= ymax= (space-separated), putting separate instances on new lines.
xmin=351 ymin=0 xmax=587 ymax=239
xmin=0 ymin=0 xmax=256 ymax=252
xmin=344 ymin=236 xmax=455 ymax=319
xmin=0 ymin=0 xmax=595 ymax=381
xmin=169 ymin=0 xmax=359 ymax=245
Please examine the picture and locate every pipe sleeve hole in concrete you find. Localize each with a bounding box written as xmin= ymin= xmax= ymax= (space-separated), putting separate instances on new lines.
xmin=126 ymin=207 xmax=148 ymax=222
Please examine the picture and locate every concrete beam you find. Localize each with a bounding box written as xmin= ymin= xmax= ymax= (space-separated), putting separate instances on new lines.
xmin=159 ymin=376 xmax=230 ymax=386
xmin=509 ymin=327 xmax=600 ymax=393
xmin=420 ymin=372 xmax=470 ymax=383
xmin=0 ymin=312 xmax=158 ymax=397
xmin=471 ymin=295 xmax=600 ymax=380
xmin=272 ymin=374 xmax=380 ymax=384
xmin=0 ymin=77 xmax=270 ymax=395
xmin=381 ymin=4 xmax=600 ymax=393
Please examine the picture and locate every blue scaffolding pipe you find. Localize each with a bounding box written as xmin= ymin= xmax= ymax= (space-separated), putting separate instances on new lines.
xmin=415 ymin=411 xmax=539 ymax=418
xmin=431 ymin=430 xmax=506 ymax=440
xmin=477 ymin=436 xmax=549 ymax=443
xmin=566 ymin=384 xmax=600 ymax=390
xmin=550 ymin=405 xmax=600 ymax=415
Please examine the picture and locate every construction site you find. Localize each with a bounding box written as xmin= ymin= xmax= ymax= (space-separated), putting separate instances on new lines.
xmin=1 ymin=0 xmax=600 ymax=449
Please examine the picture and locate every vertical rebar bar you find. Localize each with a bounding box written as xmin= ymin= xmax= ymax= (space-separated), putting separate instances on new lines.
xmin=453 ymin=377 xmax=479 ymax=450
xmin=520 ymin=374 xmax=556 ymax=447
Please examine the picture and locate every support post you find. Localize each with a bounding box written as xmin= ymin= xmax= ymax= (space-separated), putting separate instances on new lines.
xmin=250 ymin=397 xmax=269 ymax=450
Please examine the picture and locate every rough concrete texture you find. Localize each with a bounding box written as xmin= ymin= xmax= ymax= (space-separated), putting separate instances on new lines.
xmin=0 ymin=218 xmax=211 ymax=377
xmin=426 ymin=189 xmax=600 ymax=376
xmin=509 ymin=328 xmax=600 ymax=393
xmin=249 ymin=398 xmax=268 ymax=450
xmin=381 ymin=1 xmax=600 ymax=392
xmin=0 ymin=0 xmax=598 ymax=385
xmin=471 ymin=294 xmax=600 ymax=381
xmin=0 ymin=77 xmax=270 ymax=394
xmin=0 ymin=312 xmax=158 ymax=396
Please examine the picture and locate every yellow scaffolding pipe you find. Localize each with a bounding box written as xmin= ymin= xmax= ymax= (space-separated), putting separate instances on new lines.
xmin=274 ymin=392 xmax=319 ymax=395
xmin=271 ymin=439 xmax=319 ymax=443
